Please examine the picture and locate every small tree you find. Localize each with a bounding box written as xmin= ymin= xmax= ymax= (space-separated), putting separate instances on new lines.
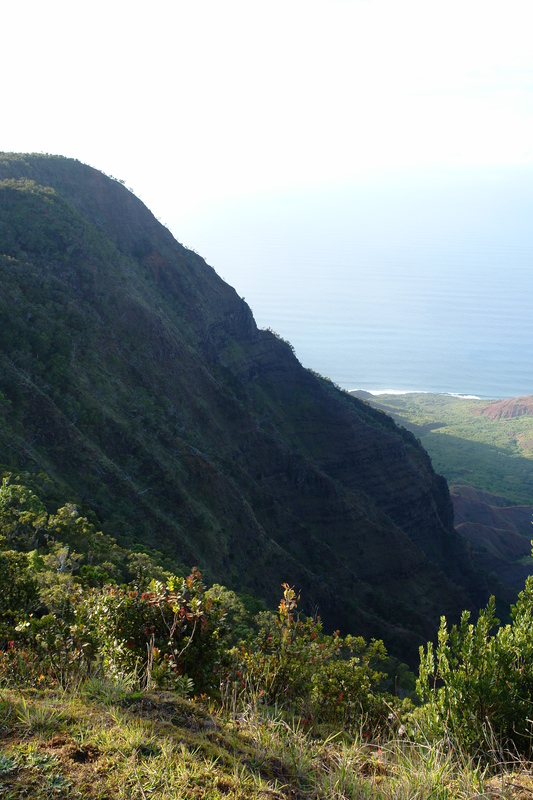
xmin=0 ymin=476 xmax=48 ymax=549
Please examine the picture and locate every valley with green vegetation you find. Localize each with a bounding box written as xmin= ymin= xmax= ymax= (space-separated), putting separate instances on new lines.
xmin=353 ymin=391 xmax=533 ymax=506
xmin=2 ymin=153 xmax=533 ymax=798
xmin=354 ymin=391 xmax=533 ymax=603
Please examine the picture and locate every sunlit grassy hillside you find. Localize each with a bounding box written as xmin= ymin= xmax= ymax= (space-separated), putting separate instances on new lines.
xmin=356 ymin=393 xmax=533 ymax=506
xmin=3 ymin=686 xmax=533 ymax=800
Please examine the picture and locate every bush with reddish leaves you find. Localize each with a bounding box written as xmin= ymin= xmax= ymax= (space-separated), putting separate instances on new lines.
xmin=85 ymin=568 xmax=227 ymax=693
xmin=228 ymin=584 xmax=395 ymax=735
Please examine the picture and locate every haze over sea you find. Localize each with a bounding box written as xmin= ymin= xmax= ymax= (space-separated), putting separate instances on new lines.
xmin=175 ymin=166 xmax=533 ymax=399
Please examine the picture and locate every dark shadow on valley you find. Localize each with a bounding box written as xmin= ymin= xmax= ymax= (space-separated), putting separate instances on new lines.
xmin=416 ymin=432 xmax=533 ymax=507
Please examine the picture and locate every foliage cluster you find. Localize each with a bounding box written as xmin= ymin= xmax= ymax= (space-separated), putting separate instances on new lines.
xmin=418 ymin=576 xmax=533 ymax=756
xmin=0 ymin=474 xmax=400 ymax=740
xmin=229 ymin=583 xmax=395 ymax=735
xmin=4 ymin=471 xmax=533 ymax=762
xmin=0 ymin=474 xmax=222 ymax=692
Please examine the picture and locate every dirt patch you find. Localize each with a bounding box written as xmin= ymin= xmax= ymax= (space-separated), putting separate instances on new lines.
xmin=64 ymin=743 xmax=100 ymax=763
xmin=47 ymin=735 xmax=69 ymax=748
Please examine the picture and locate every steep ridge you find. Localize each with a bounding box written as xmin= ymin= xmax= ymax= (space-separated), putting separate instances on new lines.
xmin=0 ymin=154 xmax=485 ymax=659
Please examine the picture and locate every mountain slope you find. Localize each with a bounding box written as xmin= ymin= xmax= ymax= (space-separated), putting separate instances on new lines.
xmin=474 ymin=395 xmax=533 ymax=420
xmin=0 ymin=153 xmax=484 ymax=659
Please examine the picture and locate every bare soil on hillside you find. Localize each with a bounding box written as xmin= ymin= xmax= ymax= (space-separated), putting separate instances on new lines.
xmin=474 ymin=395 xmax=533 ymax=420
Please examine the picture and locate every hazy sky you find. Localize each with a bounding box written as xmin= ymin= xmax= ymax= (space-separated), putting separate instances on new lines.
xmin=3 ymin=0 xmax=533 ymax=226
xmin=4 ymin=0 xmax=533 ymax=397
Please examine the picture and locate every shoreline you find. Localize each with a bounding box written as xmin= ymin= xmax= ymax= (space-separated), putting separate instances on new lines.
xmin=350 ymin=389 xmax=509 ymax=400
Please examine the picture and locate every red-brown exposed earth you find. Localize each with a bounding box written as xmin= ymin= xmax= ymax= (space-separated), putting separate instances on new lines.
xmin=474 ymin=395 xmax=533 ymax=420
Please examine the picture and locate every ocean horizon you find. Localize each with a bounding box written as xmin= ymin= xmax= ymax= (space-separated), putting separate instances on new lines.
xmin=356 ymin=390 xmax=485 ymax=399
xmin=174 ymin=166 xmax=533 ymax=400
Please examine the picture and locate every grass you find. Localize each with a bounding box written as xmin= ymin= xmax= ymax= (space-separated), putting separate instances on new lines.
xmin=363 ymin=392 xmax=533 ymax=505
xmin=1 ymin=686 xmax=533 ymax=799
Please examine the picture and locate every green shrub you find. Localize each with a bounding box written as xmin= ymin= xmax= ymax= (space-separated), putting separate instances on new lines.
xmin=418 ymin=576 xmax=533 ymax=755
xmin=84 ymin=568 xmax=227 ymax=693
xmin=0 ymin=549 xmax=38 ymax=641
xmin=233 ymin=584 xmax=393 ymax=735
xmin=0 ymin=476 xmax=48 ymax=550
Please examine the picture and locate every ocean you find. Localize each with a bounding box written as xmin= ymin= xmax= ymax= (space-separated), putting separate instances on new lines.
xmin=173 ymin=166 xmax=533 ymax=399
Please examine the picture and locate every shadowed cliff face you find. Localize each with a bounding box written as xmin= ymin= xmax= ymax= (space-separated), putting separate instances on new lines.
xmin=452 ymin=485 xmax=533 ymax=598
xmin=0 ymin=153 xmax=485 ymax=661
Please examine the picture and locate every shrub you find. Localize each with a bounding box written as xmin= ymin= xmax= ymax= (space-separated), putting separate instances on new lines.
xmin=85 ymin=568 xmax=227 ymax=693
xmin=0 ymin=549 xmax=38 ymax=642
xmin=233 ymin=584 xmax=392 ymax=735
xmin=417 ymin=576 xmax=533 ymax=755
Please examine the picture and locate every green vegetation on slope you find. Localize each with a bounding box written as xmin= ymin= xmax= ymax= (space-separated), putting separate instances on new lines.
xmin=2 ymin=471 xmax=533 ymax=797
xmin=4 ymin=688 xmax=532 ymax=800
xmin=0 ymin=153 xmax=486 ymax=659
xmin=0 ymin=471 xmax=413 ymax=719
xmin=357 ymin=392 xmax=533 ymax=505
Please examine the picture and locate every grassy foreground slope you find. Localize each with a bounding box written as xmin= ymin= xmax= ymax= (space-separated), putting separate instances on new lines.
xmin=0 ymin=687 xmax=529 ymax=800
